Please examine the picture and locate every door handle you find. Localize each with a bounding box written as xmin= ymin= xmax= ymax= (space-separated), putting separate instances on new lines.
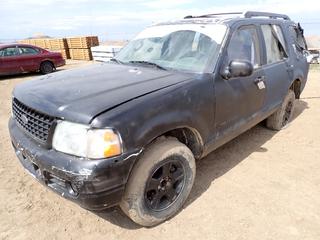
xmin=254 ymin=76 xmax=266 ymax=90
xmin=254 ymin=76 xmax=265 ymax=84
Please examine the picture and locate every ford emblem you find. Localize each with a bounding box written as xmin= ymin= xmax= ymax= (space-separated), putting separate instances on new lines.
xmin=21 ymin=114 xmax=29 ymax=124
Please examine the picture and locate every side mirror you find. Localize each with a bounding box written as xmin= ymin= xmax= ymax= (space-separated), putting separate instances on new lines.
xmin=221 ymin=60 xmax=254 ymax=80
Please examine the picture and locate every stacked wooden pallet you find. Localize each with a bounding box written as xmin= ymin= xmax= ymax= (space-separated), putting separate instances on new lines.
xmin=33 ymin=39 xmax=47 ymax=48
xmin=68 ymin=49 xmax=91 ymax=61
xmin=52 ymin=49 xmax=70 ymax=59
xmin=18 ymin=38 xmax=70 ymax=59
xmin=18 ymin=36 xmax=99 ymax=60
xmin=47 ymin=38 xmax=69 ymax=59
xmin=47 ymin=38 xmax=68 ymax=50
xmin=66 ymin=36 xmax=99 ymax=60
xmin=66 ymin=36 xmax=99 ymax=49
xmin=19 ymin=39 xmax=46 ymax=48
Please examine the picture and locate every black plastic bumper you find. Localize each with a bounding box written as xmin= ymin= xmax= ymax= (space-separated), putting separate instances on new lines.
xmin=8 ymin=118 xmax=140 ymax=210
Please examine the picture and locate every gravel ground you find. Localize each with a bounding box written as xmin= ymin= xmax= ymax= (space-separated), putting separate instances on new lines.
xmin=0 ymin=62 xmax=319 ymax=240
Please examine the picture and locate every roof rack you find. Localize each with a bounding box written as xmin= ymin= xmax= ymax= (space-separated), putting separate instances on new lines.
xmin=244 ymin=11 xmax=290 ymax=20
xmin=184 ymin=12 xmax=242 ymax=19
xmin=184 ymin=11 xmax=291 ymax=21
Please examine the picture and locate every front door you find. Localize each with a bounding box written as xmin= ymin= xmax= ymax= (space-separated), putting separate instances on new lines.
xmin=214 ymin=25 xmax=266 ymax=138
xmin=0 ymin=46 xmax=20 ymax=75
xmin=16 ymin=46 xmax=41 ymax=72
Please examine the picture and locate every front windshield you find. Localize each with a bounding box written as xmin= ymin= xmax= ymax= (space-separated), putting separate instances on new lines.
xmin=116 ymin=24 xmax=227 ymax=72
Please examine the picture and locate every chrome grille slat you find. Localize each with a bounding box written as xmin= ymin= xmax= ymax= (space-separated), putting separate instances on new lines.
xmin=13 ymin=102 xmax=52 ymax=126
xmin=12 ymin=98 xmax=55 ymax=143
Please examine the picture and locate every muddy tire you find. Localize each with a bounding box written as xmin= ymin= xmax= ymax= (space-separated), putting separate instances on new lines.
xmin=40 ymin=61 xmax=54 ymax=74
xmin=266 ymin=89 xmax=296 ymax=130
xmin=120 ymin=138 xmax=196 ymax=227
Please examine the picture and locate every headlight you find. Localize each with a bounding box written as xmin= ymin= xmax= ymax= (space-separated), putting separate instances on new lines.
xmin=52 ymin=121 xmax=122 ymax=159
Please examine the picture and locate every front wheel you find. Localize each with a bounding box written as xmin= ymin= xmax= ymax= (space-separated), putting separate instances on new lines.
xmin=120 ymin=138 xmax=196 ymax=227
xmin=266 ymin=89 xmax=296 ymax=130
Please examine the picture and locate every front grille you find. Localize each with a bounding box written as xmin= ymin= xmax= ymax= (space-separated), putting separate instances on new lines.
xmin=12 ymin=98 xmax=55 ymax=143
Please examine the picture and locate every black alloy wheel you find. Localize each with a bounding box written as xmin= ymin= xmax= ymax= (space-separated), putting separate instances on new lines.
xmin=144 ymin=158 xmax=185 ymax=211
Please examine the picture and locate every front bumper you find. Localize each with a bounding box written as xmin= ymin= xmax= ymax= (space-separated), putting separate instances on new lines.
xmin=9 ymin=118 xmax=139 ymax=210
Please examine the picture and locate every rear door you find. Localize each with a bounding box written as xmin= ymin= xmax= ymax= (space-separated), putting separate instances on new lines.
xmin=287 ymin=24 xmax=309 ymax=85
xmin=259 ymin=24 xmax=291 ymax=110
xmin=16 ymin=46 xmax=41 ymax=72
xmin=214 ymin=24 xmax=266 ymax=136
xmin=0 ymin=46 xmax=20 ymax=75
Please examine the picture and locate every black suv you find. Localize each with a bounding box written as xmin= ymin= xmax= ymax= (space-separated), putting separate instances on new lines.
xmin=9 ymin=12 xmax=309 ymax=226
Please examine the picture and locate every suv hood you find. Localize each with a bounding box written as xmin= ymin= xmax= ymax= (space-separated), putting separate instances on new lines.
xmin=13 ymin=63 xmax=192 ymax=124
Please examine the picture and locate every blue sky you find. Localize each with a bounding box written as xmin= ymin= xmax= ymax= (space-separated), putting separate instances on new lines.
xmin=1 ymin=0 xmax=320 ymax=42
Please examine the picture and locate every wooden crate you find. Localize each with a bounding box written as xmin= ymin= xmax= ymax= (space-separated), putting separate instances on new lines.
xmin=33 ymin=39 xmax=48 ymax=48
xmin=18 ymin=39 xmax=36 ymax=45
xmin=52 ymin=49 xmax=70 ymax=59
xmin=18 ymin=38 xmax=49 ymax=48
xmin=47 ymin=38 xmax=68 ymax=50
xmin=69 ymin=48 xmax=92 ymax=60
xmin=18 ymin=38 xmax=68 ymax=50
xmin=67 ymin=36 xmax=99 ymax=49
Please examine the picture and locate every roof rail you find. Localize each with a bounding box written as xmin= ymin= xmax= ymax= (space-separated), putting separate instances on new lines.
xmin=244 ymin=11 xmax=290 ymax=20
xmin=184 ymin=12 xmax=242 ymax=19
xmin=184 ymin=11 xmax=290 ymax=21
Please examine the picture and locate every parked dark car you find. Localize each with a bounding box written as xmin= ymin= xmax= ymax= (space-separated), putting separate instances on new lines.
xmin=0 ymin=43 xmax=65 ymax=76
xmin=9 ymin=12 xmax=309 ymax=226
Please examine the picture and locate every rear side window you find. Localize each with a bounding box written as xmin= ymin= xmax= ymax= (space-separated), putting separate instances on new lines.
xmin=0 ymin=47 xmax=18 ymax=57
xmin=261 ymin=24 xmax=287 ymax=64
xmin=226 ymin=26 xmax=261 ymax=67
xmin=18 ymin=47 xmax=40 ymax=55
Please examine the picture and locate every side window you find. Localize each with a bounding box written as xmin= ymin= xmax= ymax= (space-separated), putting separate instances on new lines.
xmin=227 ymin=26 xmax=261 ymax=68
xmin=0 ymin=47 xmax=18 ymax=57
xmin=18 ymin=47 xmax=40 ymax=55
xmin=261 ymin=24 xmax=287 ymax=64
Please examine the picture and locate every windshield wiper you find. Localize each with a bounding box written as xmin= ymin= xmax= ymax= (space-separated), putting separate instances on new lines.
xmin=110 ymin=58 xmax=124 ymax=64
xmin=129 ymin=60 xmax=167 ymax=70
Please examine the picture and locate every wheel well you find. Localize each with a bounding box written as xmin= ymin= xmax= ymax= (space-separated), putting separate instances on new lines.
xmin=162 ymin=127 xmax=203 ymax=159
xmin=290 ymin=79 xmax=301 ymax=99
xmin=40 ymin=60 xmax=55 ymax=69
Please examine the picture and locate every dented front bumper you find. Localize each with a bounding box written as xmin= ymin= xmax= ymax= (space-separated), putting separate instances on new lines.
xmin=8 ymin=118 xmax=139 ymax=210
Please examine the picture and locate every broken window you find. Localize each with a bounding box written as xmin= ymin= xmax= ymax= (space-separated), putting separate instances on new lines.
xmin=289 ymin=24 xmax=307 ymax=55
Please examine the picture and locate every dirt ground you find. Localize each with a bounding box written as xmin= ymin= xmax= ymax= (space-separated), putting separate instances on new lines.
xmin=0 ymin=62 xmax=320 ymax=240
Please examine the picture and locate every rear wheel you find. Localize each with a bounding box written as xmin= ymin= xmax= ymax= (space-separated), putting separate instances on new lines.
xmin=40 ymin=61 xmax=54 ymax=74
xmin=120 ymin=138 xmax=196 ymax=227
xmin=266 ymin=89 xmax=296 ymax=130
